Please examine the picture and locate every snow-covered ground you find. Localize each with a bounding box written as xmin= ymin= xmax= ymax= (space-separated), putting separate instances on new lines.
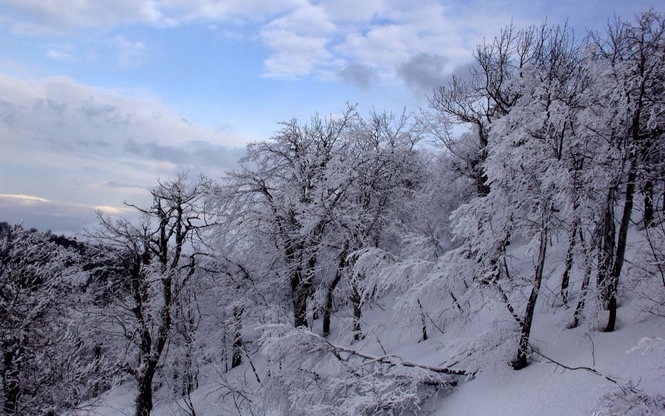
xmin=85 ymin=298 xmax=663 ymax=416
xmin=83 ymin=231 xmax=665 ymax=416
xmin=435 ymin=306 xmax=664 ymax=416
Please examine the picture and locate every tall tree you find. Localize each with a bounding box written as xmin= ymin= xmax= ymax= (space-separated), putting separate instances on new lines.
xmin=415 ymin=22 xmax=590 ymax=370
xmin=223 ymin=108 xmax=358 ymax=328
xmin=322 ymin=111 xmax=425 ymax=339
xmin=427 ymin=23 xmax=545 ymax=196
xmin=90 ymin=174 xmax=215 ymax=416
xmin=585 ymin=11 xmax=665 ymax=332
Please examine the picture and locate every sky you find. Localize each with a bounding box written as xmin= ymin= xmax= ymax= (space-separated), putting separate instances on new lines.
xmin=0 ymin=0 xmax=659 ymax=234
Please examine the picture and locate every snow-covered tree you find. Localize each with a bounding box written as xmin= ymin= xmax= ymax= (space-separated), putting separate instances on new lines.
xmin=89 ymin=174 xmax=216 ymax=416
xmin=427 ymin=23 xmax=547 ymax=196
xmin=221 ymin=107 xmax=363 ymax=329
xmin=405 ymin=22 xmax=594 ymax=370
xmin=325 ymin=110 xmax=426 ymax=340
xmin=0 ymin=224 xmax=99 ymax=414
xmin=582 ymin=11 xmax=665 ymax=332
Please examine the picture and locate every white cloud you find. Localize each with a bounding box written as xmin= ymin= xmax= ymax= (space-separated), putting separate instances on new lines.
xmin=0 ymin=194 xmax=50 ymax=203
xmin=259 ymin=2 xmax=337 ymax=78
xmin=262 ymin=32 xmax=332 ymax=78
xmin=256 ymin=0 xmax=660 ymax=86
xmin=111 ymin=36 xmax=146 ymax=67
xmin=0 ymin=74 xmax=246 ymax=149
xmin=46 ymin=49 xmax=76 ymax=61
xmin=1 ymin=0 xmax=302 ymax=31
xmin=2 ymin=0 xmax=658 ymax=89
xmin=0 ymin=74 xmax=246 ymax=206
xmin=2 ymin=0 xmax=173 ymax=30
xmin=1 ymin=0 xmax=480 ymax=82
xmin=160 ymin=0 xmax=306 ymax=23
xmin=256 ymin=0 xmax=481 ymax=83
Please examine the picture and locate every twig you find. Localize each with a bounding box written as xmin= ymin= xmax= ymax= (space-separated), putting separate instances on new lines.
xmin=242 ymin=345 xmax=262 ymax=384
xmin=586 ymin=333 xmax=596 ymax=367
xmin=529 ymin=344 xmax=618 ymax=384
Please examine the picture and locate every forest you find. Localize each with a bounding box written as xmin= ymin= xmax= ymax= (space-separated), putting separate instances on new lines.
xmin=1 ymin=10 xmax=664 ymax=416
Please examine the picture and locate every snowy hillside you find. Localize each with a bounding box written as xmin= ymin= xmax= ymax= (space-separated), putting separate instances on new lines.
xmin=86 ymin=252 xmax=665 ymax=416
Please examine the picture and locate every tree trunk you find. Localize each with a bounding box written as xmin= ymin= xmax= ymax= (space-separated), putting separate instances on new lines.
xmin=291 ymin=266 xmax=308 ymax=328
xmin=291 ymin=255 xmax=316 ymax=328
xmin=513 ymin=221 xmax=548 ymax=370
xmin=323 ymin=271 xmax=342 ymax=337
xmin=597 ymin=195 xmax=616 ymax=303
xmin=604 ymin=159 xmax=637 ymax=332
xmin=560 ymin=223 xmax=577 ymax=305
xmin=570 ymin=259 xmax=593 ymax=329
xmin=350 ymin=283 xmax=363 ymax=341
xmin=570 ymin=230 xmax=593 ymax=329
xmin=644 ymin=179 xmax=654 ymax=228
xmin=232 ymin=305 xmax=243 ymax=368
xmin=2 ymin=343 xmax=21 ymax=415
xmin=135 ymin=363 xmax=157 ymax=416
xmin=475 ymin=129 xmax=491 ymax=197
xmin=641 ymin=129 xmax=655 ymax=227
xmin=323 ymin=242 xmax=348 ymax=337
xmin=93 ymin=344 xmax=102 ymax=398
xmin=418 ymin=300 xmax=428 ymax=342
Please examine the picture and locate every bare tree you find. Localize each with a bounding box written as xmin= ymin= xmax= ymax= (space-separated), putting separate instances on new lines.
xmin=90 ymin=174 xmax=215 ymax=416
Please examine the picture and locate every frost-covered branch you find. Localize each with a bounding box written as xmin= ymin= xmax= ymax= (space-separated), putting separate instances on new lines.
xmin=323 ymin=339 xmax=470 ymax=376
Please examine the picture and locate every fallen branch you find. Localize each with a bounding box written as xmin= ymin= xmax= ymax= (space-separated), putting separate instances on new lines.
xmin=529 ymin=344 xmax=618 ymax=384
xmin=322 ymin=337 xmax=470 ymax=376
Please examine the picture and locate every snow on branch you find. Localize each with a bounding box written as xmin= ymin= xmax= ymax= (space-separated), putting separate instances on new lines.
xmin=257 ymin=325 xmax=466 ymax=415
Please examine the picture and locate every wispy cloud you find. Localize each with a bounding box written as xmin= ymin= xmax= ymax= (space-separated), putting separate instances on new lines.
xmin=0 ymin=193 xmax=135 ymax=234
xmin=93 ymin=181 xmax=150 ymax=194
xmin=0 ymin=193 xmax=50 ymax=203
xmin=256 ymin=0 xmax=476 ymax=83
xmin=0 ymin=73 xmax=246 ymax=151
xmin=46 ymin=49 xmax=76 ymax=61
xmin=260 ymin=2 xmax=336 ymax=78
xmin=2 ymin=0 xmax=173 ymax=31
xmin=111 ymin=36 xmax=146 ymax=67
xmin=0 ymin=0 xmax=484 ymax=84
xmin=94 ymin=205 xmax=133 ymax=215
xmin=0 ymin=0 xmax=299 ymax=32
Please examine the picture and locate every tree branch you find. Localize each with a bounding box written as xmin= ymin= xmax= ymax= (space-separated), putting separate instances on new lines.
xmin=529 ymin=344 xmax=618 ymax=384
xmin=322 ymin=338 xmax=470 ymax=376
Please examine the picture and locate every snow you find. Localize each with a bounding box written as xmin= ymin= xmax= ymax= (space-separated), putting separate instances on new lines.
xmin=77 ymin=217 xmax=665 ymax=416
xmin=81 ymin=272 xmax=665 ymax=416
xmin=424 ymin=271 xmax=664 ymax=416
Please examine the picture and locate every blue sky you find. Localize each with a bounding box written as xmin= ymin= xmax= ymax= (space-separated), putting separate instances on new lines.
xmin=0 ymin=0 xmax=659 ymax=234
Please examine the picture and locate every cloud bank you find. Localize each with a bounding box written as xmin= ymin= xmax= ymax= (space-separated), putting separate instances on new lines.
xmin=2 ymin=0 xmax=657 ymax=93
xmin=0 ymin=74 xmax=246 ymax=232
xmin=0 ymin=0 xmax=522 ymax=92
